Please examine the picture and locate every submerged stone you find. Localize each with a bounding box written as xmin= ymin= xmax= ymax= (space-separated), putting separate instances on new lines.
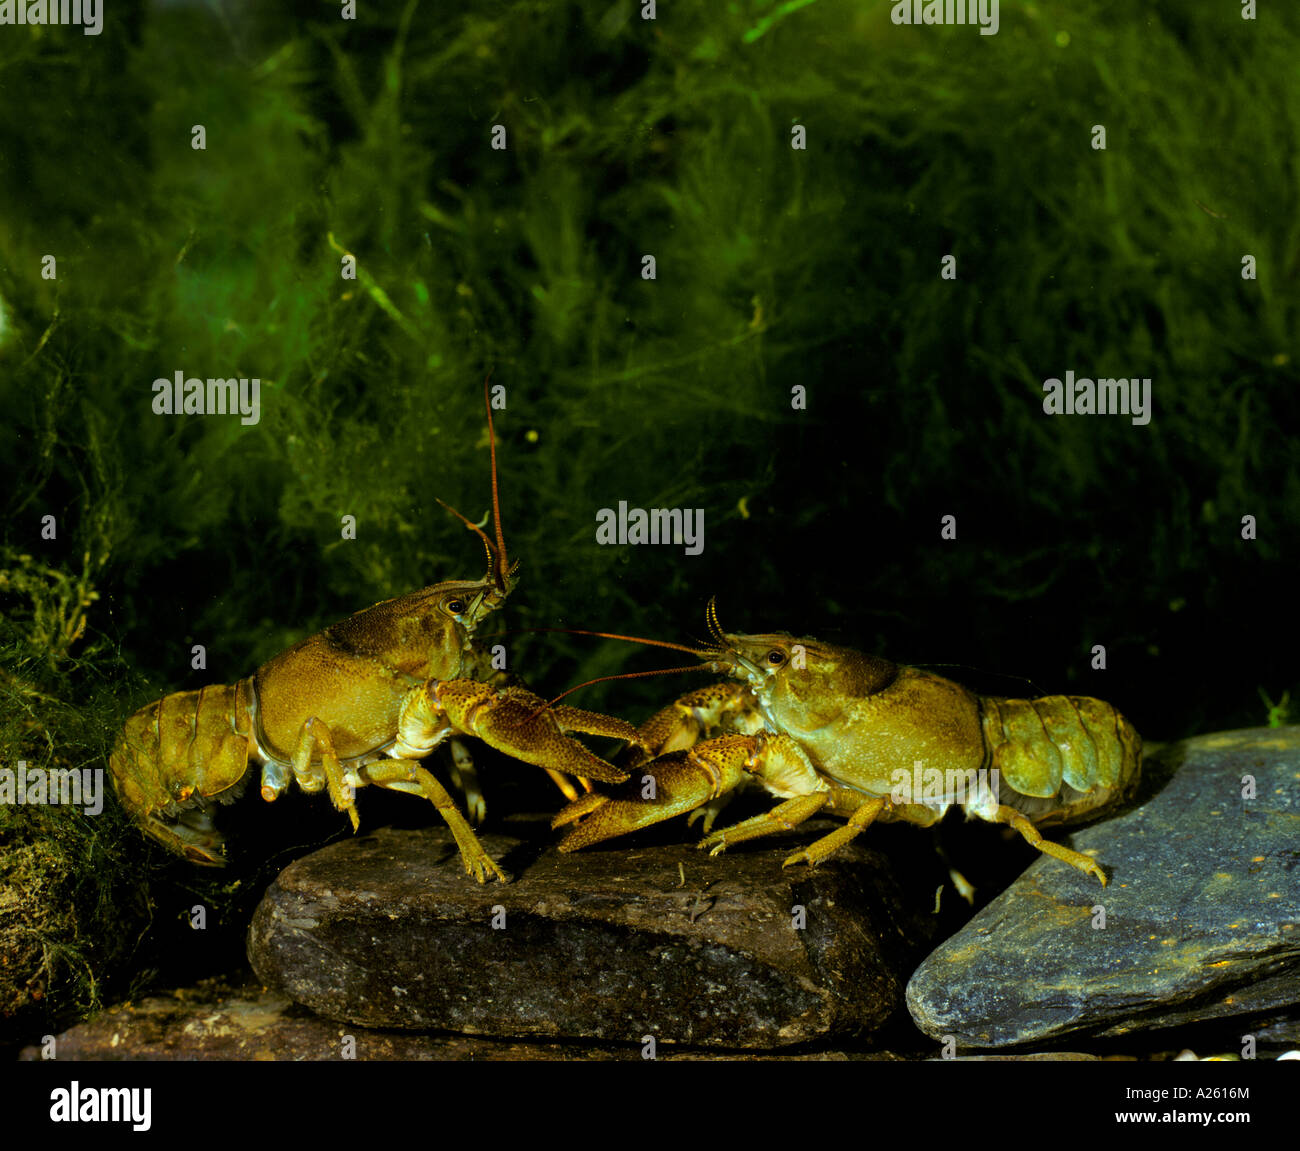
xmin=907 ymin=726 xmax=1300 ymax=1048
xmin=14 ymin=981 xmax=639 ymax=1060
xmin=18 ymin=980 xmax=913 ymax=1061
xmin=248 ymin=824 xmax=934 ymax=1048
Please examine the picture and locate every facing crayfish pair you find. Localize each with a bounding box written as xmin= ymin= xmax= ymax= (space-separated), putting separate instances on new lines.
xmin=108 ymin=380 xmax=642 ymax=883
xmin=553 ymin=602 xmax=1142 ymax=887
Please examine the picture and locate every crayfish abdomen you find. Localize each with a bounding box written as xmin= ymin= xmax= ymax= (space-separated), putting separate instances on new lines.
xmin=979 ymin=694 xmax=1141 ymax=826
xmin=110 ymin=681 xmax=256 ymax=864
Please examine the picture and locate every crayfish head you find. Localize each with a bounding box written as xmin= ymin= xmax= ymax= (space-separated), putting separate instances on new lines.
xmin=716 ymin=632 xmax=899 ymax=733
xmin=433 ymin=574 xmax=512 ymax=660
xmin=333 ymin=576 xmax=505 ymax=682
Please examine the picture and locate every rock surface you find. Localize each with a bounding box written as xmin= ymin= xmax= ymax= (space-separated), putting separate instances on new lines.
xmin=16 ymin=980 xmax=917 ymax=1060
xmin=248 ymin=823 xmax=936 ymax=1048
xmin=907 ymin=726 xmax=1300 ymax=1048
xmin=20 ymin=977 xmax=1281 ymax=1060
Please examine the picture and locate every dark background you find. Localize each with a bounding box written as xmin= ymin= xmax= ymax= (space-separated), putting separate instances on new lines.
xmin=0 ymin=0 xmax=1296 ymax=1038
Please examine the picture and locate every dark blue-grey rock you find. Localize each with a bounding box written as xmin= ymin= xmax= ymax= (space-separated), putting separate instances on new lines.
xmin=248 ymin=823 xmax=936 ymax=1048
xmin=907 ymin=726 xmax=1300 ymax=1048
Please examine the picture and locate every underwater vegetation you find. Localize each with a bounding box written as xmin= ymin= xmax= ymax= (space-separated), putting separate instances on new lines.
xmin=0 ymin=0 xmax=1297 ymax=1040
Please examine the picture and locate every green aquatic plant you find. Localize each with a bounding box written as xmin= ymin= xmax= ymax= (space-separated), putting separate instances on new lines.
xmin=1258 ymin=688 xmax=1292 ymax=730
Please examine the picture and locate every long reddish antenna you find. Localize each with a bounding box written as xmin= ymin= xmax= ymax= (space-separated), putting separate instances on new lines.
xmin=542 ymin=663 xmax=719 ymax=710
xmin=522 ymin=660 xmax=722 ymax=723
xmin=511 ymin=626 xmax=714 ymax=659
xmin=483 ymin=370 xmax=509 ymax=589
xmin=514 ymin=625 xmax=728 ymax=720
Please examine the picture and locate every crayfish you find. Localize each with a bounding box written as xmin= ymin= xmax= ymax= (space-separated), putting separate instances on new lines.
xmin=109 ymin=381 xmax=640 ymax=882
xmin=553 ymin=603 xmax=1141 ymax=886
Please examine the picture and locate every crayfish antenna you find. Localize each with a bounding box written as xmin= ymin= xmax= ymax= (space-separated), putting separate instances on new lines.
xmin=511 ymin=627 xmax=715 ymax=660
xmin=538 ymin=663 xmax=718 ymax=713
xmin=435 ymin=497 xmax=498 ymax=572
xmin=483 ymin=369 xmax=512 ymax=595
xmin=432 ymin=371 xmax=518 ymax=599
xmin=706 ymin=597 xmax=728 ymax=646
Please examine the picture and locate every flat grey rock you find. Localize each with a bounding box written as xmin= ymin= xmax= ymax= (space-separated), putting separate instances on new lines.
xmin=248 ymin=824 xmax=935 ymax=1048
xmin=907 ymin=726 xmax=1300 ymax=1048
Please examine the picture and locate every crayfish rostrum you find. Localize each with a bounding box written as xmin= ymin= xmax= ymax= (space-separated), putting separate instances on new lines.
xmin=109 ymin=383 xmax=640 ymax=882
xmin=554 ymin=604 xmax=1141 ymax=886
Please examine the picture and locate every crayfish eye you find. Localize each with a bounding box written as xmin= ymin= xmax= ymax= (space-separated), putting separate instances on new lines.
xmin=446 ymin=598 xmax=468 ymax=615
xmin=766 ymin=649 xmax=786 ymax=666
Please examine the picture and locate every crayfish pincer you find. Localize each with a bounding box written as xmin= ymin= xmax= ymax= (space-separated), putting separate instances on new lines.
xmin=555 ymin=608 xmax=1141 ymax=887
xmin=109 ymin=385 xmax=640 ymax=882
